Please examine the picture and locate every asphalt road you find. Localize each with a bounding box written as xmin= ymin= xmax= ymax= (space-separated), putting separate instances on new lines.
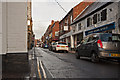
xmin=35 ymin=47 xmax=120 ymax=79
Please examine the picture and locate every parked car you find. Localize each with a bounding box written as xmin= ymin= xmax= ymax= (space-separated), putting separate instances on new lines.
xmin=52 ymin=42 xmax=69 ymax=52
xmin=76 ymin=33 xmax=120 ymax=63
xmin=36 ymin=44 xmax=39 ymax=47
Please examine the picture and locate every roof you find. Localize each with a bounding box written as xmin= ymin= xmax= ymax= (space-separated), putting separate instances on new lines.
xmin=71 ymin=2 xmax=113 ymax=25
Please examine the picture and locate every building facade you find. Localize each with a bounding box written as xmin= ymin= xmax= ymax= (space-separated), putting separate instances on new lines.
xmin=59 ymin=9 xmax=73 ymax=46
xmin=27 ymin=0 xmax=34 ymax=50
xmin=51 ymin=21 xmax=59 ymax=43
xmin=0 ymin=2 xmax=27 ymax=54
xmin=71 ymin=2 xmax=120 ymax=48
xmin=59 ymin=1 xmax=93 ymax=49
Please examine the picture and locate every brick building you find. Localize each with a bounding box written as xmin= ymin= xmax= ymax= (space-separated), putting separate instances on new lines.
xmin=51 ymin=21 xmax=59 ymax=42
xmin=59 ymin=0 xmax=94 ymax=50
xmin=27 ymin=0 xmax=34 ymax=50
xmin=41 ymin=20 xmax=59 ymax=47
xmin=59 ymin=9 xmax=73 ymax=43
xmin=43 ymin=20 xmax=54 ymax=46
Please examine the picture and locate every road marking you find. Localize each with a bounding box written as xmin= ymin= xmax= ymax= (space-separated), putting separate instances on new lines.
xmin=40 ymin=60 xmax=47 ymax=78
xmin=37 ymin=58 xmax=42 ymax=80
xmin=38 ymin=48 xmax=55 ymax=78
xmin=45 ymin=65 xmax=54 ymax=78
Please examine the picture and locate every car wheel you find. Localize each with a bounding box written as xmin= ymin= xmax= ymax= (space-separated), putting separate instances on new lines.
xmin=76 ymin=51 xmax=80 ymax=59
xmin=55 ymin=48 xmax=57 ymax=52
xmin=91 ymin=52 xmax=99 ymax=63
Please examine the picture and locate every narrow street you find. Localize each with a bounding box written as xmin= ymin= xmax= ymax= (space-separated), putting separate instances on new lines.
xmin=35 ymin=47 xmax=120 ymax=78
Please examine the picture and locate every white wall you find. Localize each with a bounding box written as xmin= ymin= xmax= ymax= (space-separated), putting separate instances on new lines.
xmin=2 ymin=2 xmax=7 ymax=54
xmin=85 ymin=2 xmax=118 ymax=33
xmin=0 ymin=2 xmax=27 ymax=54
xmin=7 ymin=2 xmax=27 ymax=53
xmin=0 ymin=2 xmax=2 ymax=54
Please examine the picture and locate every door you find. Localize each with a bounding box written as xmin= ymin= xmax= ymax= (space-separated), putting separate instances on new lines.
xmin=78 ymin=37 xmax=89 ymax=56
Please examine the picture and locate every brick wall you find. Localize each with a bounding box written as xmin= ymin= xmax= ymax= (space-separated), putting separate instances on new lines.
xmin=73 ymin=1 xmax=94 ymax=20
xmin=52 ymin=21 xmax=59 ymax=40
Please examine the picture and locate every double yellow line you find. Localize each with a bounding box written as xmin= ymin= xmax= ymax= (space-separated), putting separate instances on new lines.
xmin=37 ymin=60 xmax=42 ymax=80
xmin=37 ymin=60 xmax=47 ymax=80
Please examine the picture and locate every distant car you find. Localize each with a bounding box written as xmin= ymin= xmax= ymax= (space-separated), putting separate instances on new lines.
xmin=49 ymin=42 xmax=56 ymax=51
xmin=52 ymin=42 xmax=69 ymax=53
xmin=76 ymin=33 xmax=120 ymax=63
xmin=36 ymin=44 xmax=39 ymax=47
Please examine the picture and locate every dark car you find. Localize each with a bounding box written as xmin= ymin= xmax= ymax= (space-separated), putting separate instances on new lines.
xmin=49 ymin=42 xmax=56 ymax=51
xmin=76 ymin=33 xmax=120 ymax=62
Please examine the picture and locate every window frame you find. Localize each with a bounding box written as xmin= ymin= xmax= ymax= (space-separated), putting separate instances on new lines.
xmin=101 ymin=9 xmax=107 ymax=21
xmin=93 ymin=14 xmax=97 ymax=24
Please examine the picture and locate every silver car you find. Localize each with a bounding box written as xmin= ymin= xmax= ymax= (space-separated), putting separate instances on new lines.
xmin=76 ymin=33 xmax=120 ymax=62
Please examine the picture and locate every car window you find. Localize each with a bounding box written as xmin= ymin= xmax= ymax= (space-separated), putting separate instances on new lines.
xmin=100 ymin=34 xmax=112 ymax=41
xmin=87 ymin=37 xmax=93 ymax=42
xmin=100 ymin=34 xmax=120 ymax=42
xmin=112 ymin=34 xmax=120 ymax=42
xmin=82 ymin=37 xmax=89 ymax=44
xmin=58 ymin=43 xmax=67 ymax=45
xmin=53 ymin=43 xmax=56 ymax=45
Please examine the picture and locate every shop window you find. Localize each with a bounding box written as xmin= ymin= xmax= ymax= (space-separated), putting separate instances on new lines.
xmin=93 ymin=14 xmax=97 ymax=24
xmin=101 ymin=9 xmax=107 ymax=21
xmin=87 ymin=17 xmax=92 ymax=27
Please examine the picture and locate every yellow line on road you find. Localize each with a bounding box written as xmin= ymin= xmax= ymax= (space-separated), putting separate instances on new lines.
xmin=37 ymin=58 xmax=42 ymax=80
xmin=40 ymin=60 xmax=47 ymax=78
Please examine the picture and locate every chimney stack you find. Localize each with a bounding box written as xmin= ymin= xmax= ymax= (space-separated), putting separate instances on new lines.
xmin=51 ymin=20 xmax=54 ymax=25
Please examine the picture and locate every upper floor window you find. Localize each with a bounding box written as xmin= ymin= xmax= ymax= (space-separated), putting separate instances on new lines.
xmin=70 ymin=16 xmax=73 ymax=24
xmin=101 ymin=9 xmax=107 ymax=21
xmin=87 ymin=17 xmax=92 ymax=27
xmin=78 ymin=23 xmax=82 ymax=30
xmin=93 ymin=14 xmax=97 ymax=24
xmin=64 ymin=19 xmax=68 ymax=26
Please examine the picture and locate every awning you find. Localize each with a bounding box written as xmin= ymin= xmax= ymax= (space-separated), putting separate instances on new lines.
xmin=72 ymin=30 xmax=83 ymax=36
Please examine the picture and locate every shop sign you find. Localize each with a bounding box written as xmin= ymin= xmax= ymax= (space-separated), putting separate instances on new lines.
xmin=85 ymin=22 xmax=115 ymax=36
xmin=64 ymin=26 xmax=68 ymax=31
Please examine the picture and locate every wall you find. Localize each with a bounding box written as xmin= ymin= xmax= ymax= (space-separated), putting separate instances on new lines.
xmin=2 ymin=2 xmax=7 ymax=54
xmin=52 ymin=21 xmax=59 ymax=40
xmin=73 ymin=1 xmax=94 ymax=20
xmin=73 ymin=2 xmax=119 ymax=37
xmin=85 ymin=2 xmax=118 ymax=34
xmin=0 ymin=2 xmax=2 ymax=54
xmin=7 ymin=2 xmax=27 ymax=53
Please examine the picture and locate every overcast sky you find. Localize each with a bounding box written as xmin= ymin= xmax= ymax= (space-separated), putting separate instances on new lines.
xmin=32 ymin=0 xmax=83 ymax=39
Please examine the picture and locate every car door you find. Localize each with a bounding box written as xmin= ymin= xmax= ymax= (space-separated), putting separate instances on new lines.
xmin=85 ymin=35 xmax=99 ymax=57
xmin=82 ymin=36 xmax=93 ymax=57
xmin=79 ymin=37 xmax=89 ymax=56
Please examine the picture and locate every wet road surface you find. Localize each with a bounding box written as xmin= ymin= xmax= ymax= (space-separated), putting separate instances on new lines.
xmin=35 ymin=47 xmax=120 ymax=78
